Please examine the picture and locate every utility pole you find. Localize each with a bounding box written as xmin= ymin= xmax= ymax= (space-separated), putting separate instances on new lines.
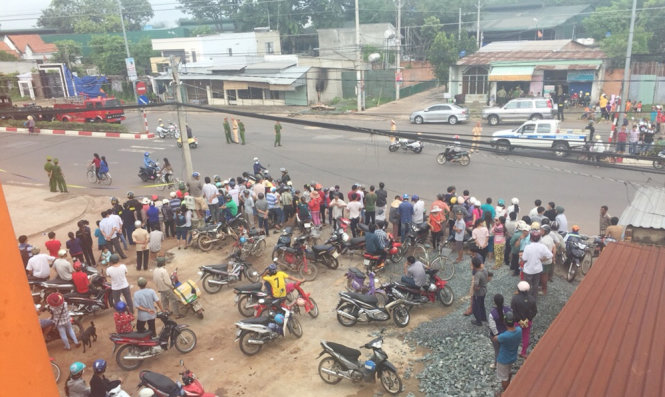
xmin=618 ymin=0 xmax=638 ymax=132
xmin=355 ymin=0 xmax=363 ymax=112
xmin=476 ymin=0 xmax=481 ymax=48
xmin=116 ymin=0 xmax=138 ymax=105
xmin=170 ymin=56 xmax=194 ymax=178
xmin=458 ymin=8 xmax=462 ymax=40
xmin=395 ymin=0 xmax=401 ymax=100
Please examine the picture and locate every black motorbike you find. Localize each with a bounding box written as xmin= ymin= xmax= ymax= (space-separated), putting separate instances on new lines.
xmin=325 ymin=226 xmax=365 ymax=255
xmin=234 ymin=305 xmax=301 ymax=356
xmin=318 ymin=336 xmax=402 ymax=395
xmin=198 ymin=253 xmax=261 ymax=294
xmin=233 ymin=283 xmax=270 ymax=317
xmin=336 ymin=290 xmax=410 ymax=328
xmin=652 ymin=149 xmax=665 ymax=169
xmin=564 ymin=234 xmax=592 ymax=282
xmin=64 ymin=274 xmax=113 ymax=315
xmin=436 ymin=147 xmax=471 ymax=166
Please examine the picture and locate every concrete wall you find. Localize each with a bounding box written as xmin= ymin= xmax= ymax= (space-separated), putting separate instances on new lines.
xmin=0 ymin=61 xmax=37 ymax=74
xmin=318 ymin=23 xmax=397 ymax=59
xmin=401 ymin=61 xmax=435 ymax=88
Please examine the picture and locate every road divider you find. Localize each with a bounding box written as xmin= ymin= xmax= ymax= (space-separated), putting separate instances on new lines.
xmin=0 ymin=126 xmax=155 ymax=140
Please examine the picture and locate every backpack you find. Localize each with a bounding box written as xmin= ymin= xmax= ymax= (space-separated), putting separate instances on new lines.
xmin=20 ymin=245 xmax=30 ymax=266
xmin=176 ymin=213 xmax=187 ymax=226
xmin=162 ymin=205 xmax=174 ymax=221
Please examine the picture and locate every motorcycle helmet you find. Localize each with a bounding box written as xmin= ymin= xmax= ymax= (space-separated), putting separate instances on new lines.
xmin=137 ymin=277 xmax=147 ymax=287
xmin=229 ymin=179 xmax=236 ymax=187
xmin=571 ymin=225 xmax=580 ymax=232
xmin=213 ymin=175 xmax=221 ymax=182
xmin=530 ymin=230 xmax=541 ymax=242
xmin=115 ymin=301 xmax=127 ymax=312
xmin=141 ymin=197 xmax=150 ymax=205
xmin=531 ymin=221 xmax=540 ymax=230
xmin=138 ymin=389 xmax=155 ymax=397
xmin=216 ymin=182 xmax=222 ymax=188
xmin=497 ymin=199 xmax=505 ymax=206
xmin=135 ymin=220 xmax=142 ymax=228
xmin=69 ymin=362 xmax=85 ymax=376
xmin=58 ymin=249 xmax=67 ymax=257
xmin=73 ymin=261 xmax=82 ymax=271
xmin=144 ymin=152 xmax=150 ymax=157
xmin=274 ymin=314 xmax=284 ymax=325
xmin=541 ymin=224 xmax=551 ymax=234
xmin=551 ymin=220 xmax=560 ymax=231
xmin=267 ymin=263 xmax=278 ymax=275
xmin=127 ymin=191 xmax=135 ymax=199
xmin=556 ymin=206 xmax=565 ymax=214
xmin=162 ymin=199 xmax=169 ymax=205
xmin=170 ymin=191 xmax=177 ymax=198
xmin=192 ymin=172 xmax=200 ymax=178
xmin=389 ymin=246 xmax=399 ymax=255
xmin=151 ymin=194 xmax=158 ymax=201
xmin=239 ymin=236 xmax=247 ymax=244
xmin=46 ymin=292 xmax=64 ymax=307
xmin=253 ymin=157 xmax=259 ymax=162
xmin=412 ymin=194 xmax=419 ymax=201
xmin=93 ymin=359 xmax=107 ymax=373
xmin=511 ymin=197 xmax=519 ymax=205
xmin=111 ymin=197 xmax=119 ymax=205
xmin=402 ymin=194 xmax=409 ymax=200
xmin=280 ymin=167 xmax=286 ymax=173
xmin=517 ymin=281 xmax=530 ymax=292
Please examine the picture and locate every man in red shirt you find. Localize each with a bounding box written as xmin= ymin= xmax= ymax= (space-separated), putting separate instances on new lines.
xmin=44 ymin=231 xmax=61 ymax=257
xmin=71 ymin=261 xmax=91 ymax=296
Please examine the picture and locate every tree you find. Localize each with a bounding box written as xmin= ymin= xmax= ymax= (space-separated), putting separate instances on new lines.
xmin=130 ymin=39 xmax=159 ymax=76
xmin=38 ymin=0 xmax=153 ymax=33
xmin=428 ymin=32 xmax=477 ymax=82
xmin=51 ymin=40 xmax=82 ymax=65
xmin=0 ymin=52 xmax=18 ymax=61
xmin=177 ymin=0 xmax=241 ymax=31
xmin=88 ymin=35 xmax=127 ymax=76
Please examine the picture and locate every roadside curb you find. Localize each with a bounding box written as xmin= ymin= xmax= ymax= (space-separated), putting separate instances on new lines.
xmin=0 ymin=126 xmax=155 ymax=140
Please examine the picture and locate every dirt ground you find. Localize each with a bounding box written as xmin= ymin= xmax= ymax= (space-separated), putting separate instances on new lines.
xmin=32 ymin=196 xmax=458 ymax=397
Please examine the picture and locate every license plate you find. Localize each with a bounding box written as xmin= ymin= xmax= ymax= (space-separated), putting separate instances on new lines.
xmin=332 ymin=250 xmax=339 ymax=258
xmin=363 ymin=259 xmax=370 ymax=266
xmin=234 ymin=295 xmax=239 ymax=303
xmin=304 ymin=223 xmax=311 ymax=228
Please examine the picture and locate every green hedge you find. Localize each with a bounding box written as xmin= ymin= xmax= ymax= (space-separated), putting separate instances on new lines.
xmin=0 ymin=119 xmax=130 ymax=133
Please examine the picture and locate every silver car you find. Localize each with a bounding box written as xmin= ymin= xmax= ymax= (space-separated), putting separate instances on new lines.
xmin=482 ymin=98 xmax=554 ymax=126
xmin=410 ymin=104 xmax=468 ymax=125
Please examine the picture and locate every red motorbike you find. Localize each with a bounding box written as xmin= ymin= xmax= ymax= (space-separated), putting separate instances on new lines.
xmin=253 ymin=281 xmax=319 ymax=318
xmin=363 ymin=234 xmax=403 ymax=272
xmin=64 ymin=274 xmax=113 ymax=315
xmin=138 ymin=360 xmax=217 ymax=397
xmin=272 ymin=235 xmax=319 ymax=281
xmin=385 ymin=269 xmax=454 ymax=308
xmin=109 ymin=312 xmax=197 ymax=370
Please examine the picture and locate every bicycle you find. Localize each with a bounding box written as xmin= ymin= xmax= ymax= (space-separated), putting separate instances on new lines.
xmin=86 ymin=165 xmax=112 ymax=185
xmin=413 ymin=242 xmax=455 ymax=281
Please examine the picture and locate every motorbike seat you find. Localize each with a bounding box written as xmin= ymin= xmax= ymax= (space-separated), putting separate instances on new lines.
xmin=349 ymin=237 xmax=365 ymax=246
xmin=324 ymin=341 xmax=361 ymax=362
xmin=141 ymin=371 xmax=181 ymax=395
xmin=239 ymin=316 xmax=272 ymax=325
xmin=285 ymin=247 xmax=298 ymax=254
xmin=45 ymin=279 xmax=74 ymax=286
xmin=348 ymin=267 xmax=366 ymax=280
xmin=358 ymin=223 xmax=370 ymax=233
xmin=312 ymin=244 xmax=332 ymax=252
xmin=111 ymin=331 xmax=152 ymax=339
xmin=248 ymin=228 xmax=263 ymax=237
xmin=425 ymin=269 xmax=439 ymax=277
xmin=234 ymin=283 xmax=263 ymax=292
xmin=363 ymin=253 xmax=381 ymax=261
xmin=344 ymin=291 xmax=378 ymax=305
xmin=204 ymin=264 xmax=228 ymax=273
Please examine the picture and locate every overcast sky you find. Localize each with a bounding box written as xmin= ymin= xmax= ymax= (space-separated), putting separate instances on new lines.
xmin=0 ymin=0 xmax=186 ymax=30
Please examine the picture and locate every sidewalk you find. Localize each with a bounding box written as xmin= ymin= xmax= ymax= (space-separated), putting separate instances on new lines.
xmin=0 ymin=126 xmax=155 ymax=140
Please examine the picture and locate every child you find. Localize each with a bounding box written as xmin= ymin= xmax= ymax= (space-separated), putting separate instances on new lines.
xmin=99 ymin=247 xmax=111 ymax=274
xmin=491 ymin=217 xmax=506 ymax=270
xmin=113 ymin=301 xmax=134 ymax=334
xmin=94 ymin=220 xmax=106 ymax=250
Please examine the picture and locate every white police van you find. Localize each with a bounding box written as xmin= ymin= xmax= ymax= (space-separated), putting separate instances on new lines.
xmin=490 ymin=120 xmax=586 ymax=157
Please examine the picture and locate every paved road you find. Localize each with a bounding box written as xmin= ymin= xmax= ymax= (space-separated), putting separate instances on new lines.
xmin=0 ymin=108 xmax=660 ymax=232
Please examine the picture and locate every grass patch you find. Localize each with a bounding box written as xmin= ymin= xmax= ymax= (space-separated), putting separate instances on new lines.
xmin=0 ymin=119 xmax=130 ymax=133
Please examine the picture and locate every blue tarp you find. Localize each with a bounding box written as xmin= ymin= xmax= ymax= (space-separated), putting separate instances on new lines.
xmin=63 ymin=65 xmax=109 ymax=98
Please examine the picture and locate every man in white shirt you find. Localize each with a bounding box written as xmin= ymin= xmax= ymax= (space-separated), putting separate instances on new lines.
xmin=26 ymin=247 xmax=55 ymax=281
xmin=539 ymin=225 xmax=556 ymax=295
xmin=520 ymin=231 xmax=552 ymax=298
xmin=202 ymin=176 xmax=219 ymax=223
xmin=412 ymin=195 xmax=425 ymax=225
xmin=528 ymin=199 xmax=542 ymax=219
xmin=53 ymin=249 xmax=74 ymax=281
xmin=100 ymin=210 xmax=127 ymax=259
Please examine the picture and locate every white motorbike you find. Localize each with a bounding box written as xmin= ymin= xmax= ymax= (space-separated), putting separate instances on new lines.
xmin=234 ymin=304 xmax=302 ymax=356
xmin=389 ymin=138 xmax=423 ymax=154
xmin=156 ymin=121 xmax=180 ymax=139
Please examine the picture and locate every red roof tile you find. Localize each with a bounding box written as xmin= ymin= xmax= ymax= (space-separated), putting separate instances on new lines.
xmin=457 ymin=41 xmax=605 ymax=66
xmin=504 ymin=242 xmax=665 ymax=397
xmin=7 ymin=34 xmax=56 ymax=54
xmin=0 ymin=41 xmax=17 ymax=57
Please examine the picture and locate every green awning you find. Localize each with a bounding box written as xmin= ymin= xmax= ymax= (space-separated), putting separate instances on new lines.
xmin=489 ymin=66 xmax=535 ymax=81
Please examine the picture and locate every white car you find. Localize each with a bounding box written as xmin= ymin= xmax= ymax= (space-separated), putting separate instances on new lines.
xmin=409 ymin=104 xmax=468 ymax=125
xmin=490 ymin=120 xmax=586 ymax=157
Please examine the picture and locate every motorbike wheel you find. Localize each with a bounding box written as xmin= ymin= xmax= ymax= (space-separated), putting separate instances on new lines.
xmin=299 ymin=262 xmax=319 ymax=281
xmin=238 ymin=331 xmax=263 ymax=356
xmin=155 ymin=176 xmax=167 ymax=191
xmin=158 ymin=131 xmax=165 ymax=139
xmin=202 ymin=273 xmax=224 ymax=294
xmin=379 ymin=367 xmax=403 ymax=395
xmin=175 ymin=130 xmax=181 ymax=139
xmin=244 ymin=266 xmax=261 ymax=283
xmin=288 ymin=316 xmax=303 ymax=338
xmin=392 ymin=304 xmax=410 ymax=328
xmin=176 ymin=303 xmax=190 ymax=317
xmin=115 ymin=345 xmax=143 ymax=371
xmin=71 ymin=320 xmax=83 ymax=339
xmin=174 ymin=328 xmax=197 ymax=353
xmin=388 ymin=248 xmax=405 ymax=265
xmin=318 ymin=357 xmax=344 ymax=384
xmin=336 ymin=302 xmax=358 ymax=327
xmin=251 ymin=239 xmax=266 ymax=257
xmin=321 ymin=254 xmax=339 ymax=269
xmin=197 ymin=234 xmax=215 ymax=252
xmin=237 ymin=295 xmax=256 ymax=317
xmin=388 ymin=144 xmax=399 ymax=152
xmin=581 ymin=252 xmax=593 ymax=275
xmin=307 ymin=297 xmax=320 ymax=318
xmin=413 ymin=146 xmax=423 ymax=154
xmin=436 ymin=153 xmax=447 ymax=165
xmin=100 ymin=173 xmax=112 ymax=185
xmin=567 ymin=260 xmax=578 ymax=282
xmin=653 ymin=160 xmax=664 ymax=169
xmin=438 ymin=285 xmax=454 ymax=306
xmin=177 ymin=142 xmax=183 ymax=148
xmin=86 ymin=170 xmax=97 ymax=183
xmin=51 ymin=360 xmax=61 ymax=383
xmin=459 ymin=154 xmax=471 ymax=166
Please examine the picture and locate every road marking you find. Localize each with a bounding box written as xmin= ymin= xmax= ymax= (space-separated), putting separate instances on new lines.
xmin=304 ymin=126 xmax=322 ymax=130
xmin=130 ymin=145 xmax=166 ymax=150
xmin=119 ymin=147 xmax=167 ymax=153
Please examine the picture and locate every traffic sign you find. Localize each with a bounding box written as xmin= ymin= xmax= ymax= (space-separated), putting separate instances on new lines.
xmin=136 ymin=81 xmax=147 ymax=95
xmin=125 ymin=57 xmax=137 ymax=82
xmin=137 ymin=95 xmax=149 ymax=106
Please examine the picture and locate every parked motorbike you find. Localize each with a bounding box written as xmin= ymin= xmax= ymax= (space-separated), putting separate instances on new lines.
xmin=388 ymin=138 xmax=423 ymax=154
xmin=138 ymin=360 xmax=217 ymax=397
xmin=234 ymin=306 xmax=302 ymax=356
xmin=652 ymin=149 xmax=665 ymax=169
xmin=193 ymin=222 xmax=228 ymax=252
xmin=436 ymin=147 xmax=471 ymax=166
xmin=272 ymin=235 xmax=319 ymax=281
xmin=156 ymin=121 xmax=180 ymax=139
xmin=326 ymin=225 xmax=366 ymax=255
xmin=39 ymin=304 xmax=84 ymax=343
xmin=109 ymin=312 xmax=197 ymax=370
xmin=64 ymin=274 xmax=112 ymax=315
xmin=198 ymin=253 xmax=261 ymax=294
xmin=31 ymin=265 xmax=99 ymax=303
xmin=563 ymin=234 xmax=592 ymax=282
xmin=285 ymin=281 xmax=319 ymax=318
xmin=232 ymin=229 xmax=267 ymax=260
xmin=386 ymin=269 xmax=454 ymax=308
xmin=106 ymin=380 xmax=131 ymax=397
xmin=171 ymin=269 xmax=204 ymax=319
xmin=336 ymin=290 xmax=410 ymax=328
xmin=317 ymin=336 xmax=402 ymax=395
xmin=233 ymin=283 xmax=269 ymax=317
xmin=177 ymin=136 xmax=199 ymax=149
xmin=345 ymin=267 xmax=388 ymax=306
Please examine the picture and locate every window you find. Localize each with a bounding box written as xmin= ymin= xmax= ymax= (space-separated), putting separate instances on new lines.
xmin=520 ymin=124 xmax=536 ymax=134
xmin=265 ymin=42 xmax=274 ymax=54
xmin=505 ymin=101 xmax=519 ymax=109
xmin=519 ymin=101 xmax=533 ymax=109
xmin=536 ymin=123 xmax=552 ymax=134
xmin=462 ymin=66 xmax=488 ymax=95
xmin=191 ymin=51 xmax=197 ymax=63
xmin=535 ymin=100 xmax=549 ymax=108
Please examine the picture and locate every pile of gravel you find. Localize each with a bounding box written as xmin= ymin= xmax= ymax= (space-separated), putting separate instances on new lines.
xmin=402 ymin=255 xmax=578 ymax=396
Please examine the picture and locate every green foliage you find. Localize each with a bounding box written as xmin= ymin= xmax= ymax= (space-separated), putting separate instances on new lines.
xmin=177 ymin=0 xmax=240 ymax=31
xmin=191 ymin=26 xmax=215 ymax=36
xmin=0 ymin=52 xmax=18 ymax=61
xmin=0 ymin=119 xmax=129 ymax=133
xmin=88 ymin=35 xmax=127 ymax=75
xmin=51 ymin=40 xmax=82 ymax=64
xmin=428 ymin=32 xmax=477 ymax=82
xmin=38 ymin=0 xmax=153 ymax=33
xmin=130 ymin=39 xmax=159 ymax=76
